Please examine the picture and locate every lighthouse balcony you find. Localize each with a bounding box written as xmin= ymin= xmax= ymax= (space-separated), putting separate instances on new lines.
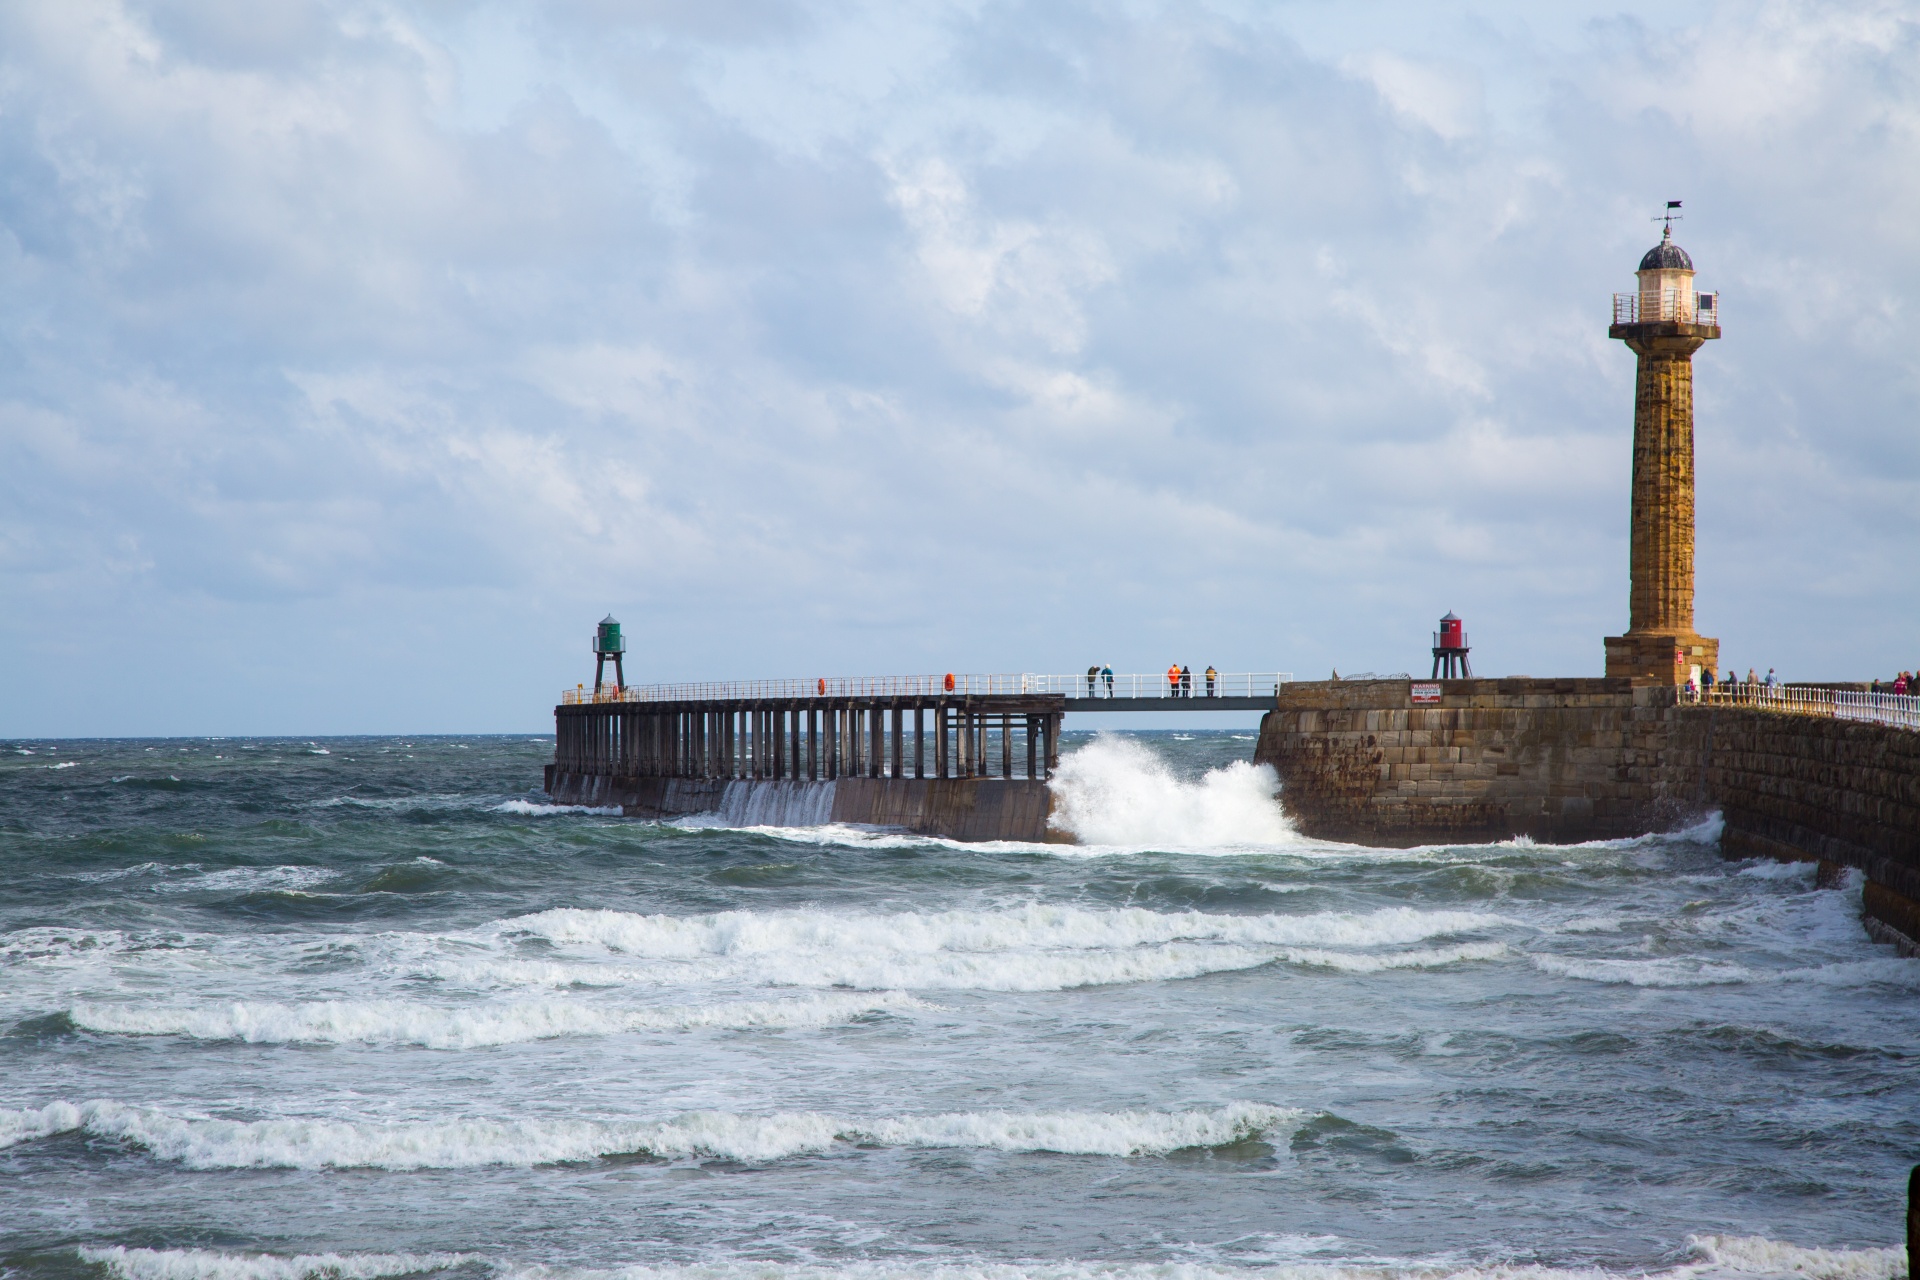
xmin=1613 ymin=291 xmax=1719 ymax=326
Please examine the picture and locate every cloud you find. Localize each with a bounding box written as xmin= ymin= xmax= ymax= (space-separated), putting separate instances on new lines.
xmin=0 ymin=0 xmax=1916 ymax=733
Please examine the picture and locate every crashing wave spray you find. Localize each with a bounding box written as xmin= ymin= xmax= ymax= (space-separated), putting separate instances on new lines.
xmin=1048 ymin=734 xmax=1296 ymax=847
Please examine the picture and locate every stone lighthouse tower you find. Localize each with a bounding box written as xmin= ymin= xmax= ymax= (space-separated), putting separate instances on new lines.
xmin=1603 ymin=213 xmax=1720 ymax=685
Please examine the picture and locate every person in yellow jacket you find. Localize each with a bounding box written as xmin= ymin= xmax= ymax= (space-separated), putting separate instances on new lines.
xmin=1204 ymin=666 xmax=1218 ymax=697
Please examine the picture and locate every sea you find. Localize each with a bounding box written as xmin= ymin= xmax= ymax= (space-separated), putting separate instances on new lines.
xmin=3 ymin=731 xmax=1916 ymax=1280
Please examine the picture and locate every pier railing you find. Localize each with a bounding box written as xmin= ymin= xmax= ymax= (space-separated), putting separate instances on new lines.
xmin=1697 ymin=683 xmax=1920 ymax=732
xmin=561 ymin=672 xmax=1294 ymax=705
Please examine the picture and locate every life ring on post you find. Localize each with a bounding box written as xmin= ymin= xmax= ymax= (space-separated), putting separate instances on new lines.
xmin=944 ymin=672 xmax=955 ymax=692
xmin=817 ymin=677 xmax=826 ymax=696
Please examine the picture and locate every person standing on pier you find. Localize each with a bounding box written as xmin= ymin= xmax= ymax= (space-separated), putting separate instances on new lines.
xmin=1205 ymin=665 xmax=1217 ymax=697
xmin=1167 ymin=663 xmax=1180 ymax=697
xmin=1102 ymin=664 xmax=1114 ymax=697
xmin=1180 ymin=665 xmax=1192 ymax=697
xmin=1087 ymin=665 xmax=1099 ymax=696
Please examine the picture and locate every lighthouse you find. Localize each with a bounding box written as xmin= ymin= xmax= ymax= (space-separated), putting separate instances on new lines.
xmin=1602 ymin=208 xmax=1721 ymax=686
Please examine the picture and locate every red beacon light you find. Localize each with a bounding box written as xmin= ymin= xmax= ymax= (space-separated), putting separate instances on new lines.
xmin=1431 ymin=611 xmax=1472 ymax=679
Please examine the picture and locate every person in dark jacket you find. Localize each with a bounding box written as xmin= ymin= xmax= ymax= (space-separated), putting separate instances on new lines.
xmin=1180 ymin=665 xmax=1192 ymax=697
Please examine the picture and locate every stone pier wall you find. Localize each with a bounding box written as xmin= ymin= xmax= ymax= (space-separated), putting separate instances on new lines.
xmin=1255 ymin=679 xmax=1920 ymax=951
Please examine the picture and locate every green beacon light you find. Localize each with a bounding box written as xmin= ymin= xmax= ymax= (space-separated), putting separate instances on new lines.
xmin=593 ymin=615 xmax=626 ymax=695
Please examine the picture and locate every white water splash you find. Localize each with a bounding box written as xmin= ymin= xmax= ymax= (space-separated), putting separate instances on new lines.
xmin=1046 ymin=735 xmax=1297 ymax=848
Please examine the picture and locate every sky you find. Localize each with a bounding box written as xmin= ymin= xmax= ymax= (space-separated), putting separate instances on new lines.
xmin=1 ymin=0 xmax=1916 ymax=736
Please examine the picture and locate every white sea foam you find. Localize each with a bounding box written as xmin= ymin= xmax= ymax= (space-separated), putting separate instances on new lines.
xmin=1047 ymin=735 xmax=1298 ymax=848
xmin=3 ymin=1101 xmax=1299 ymax=1168
xmin=82 ymin=1247 xmax=475 ymax=1280
xmin=1532 ymin=953 xmax=1920 ymax=988
xmin=66 ymin=992 xmax=924 ymax=1047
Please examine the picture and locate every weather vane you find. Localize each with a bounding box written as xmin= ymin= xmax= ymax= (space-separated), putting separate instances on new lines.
xmin=1653 ymin=199 xmax=1683 ymax=238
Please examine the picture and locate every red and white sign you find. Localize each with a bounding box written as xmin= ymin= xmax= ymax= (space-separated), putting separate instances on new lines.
xmin=1411 ymin=683 xmax=1442 ymax=703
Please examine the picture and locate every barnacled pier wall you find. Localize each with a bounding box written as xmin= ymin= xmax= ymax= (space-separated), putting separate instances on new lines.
xmin=1255 ymin=679 xmax=1920 ymax=952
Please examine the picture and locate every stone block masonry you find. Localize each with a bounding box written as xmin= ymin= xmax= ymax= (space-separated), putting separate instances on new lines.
xmin=1256 ymin=679 xmax=1920 ymax=952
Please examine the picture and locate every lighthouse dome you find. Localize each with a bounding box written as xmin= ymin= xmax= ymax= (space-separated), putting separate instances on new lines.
xmin=1638 ymin=238 xmax=1693 ymax=271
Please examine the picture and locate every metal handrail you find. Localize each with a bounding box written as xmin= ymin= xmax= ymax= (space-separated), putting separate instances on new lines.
xmin=1695 ymin=683 xmax=1920 ymax=732
xmin=560 ymin=671 xmax=1294 ymax=705
xmin=1613 ymin=291 xmax=1720 ymax=326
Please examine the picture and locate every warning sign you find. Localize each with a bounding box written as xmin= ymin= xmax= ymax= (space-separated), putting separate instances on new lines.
xmin=1411 ymin=683 xmax=1442 ymax=703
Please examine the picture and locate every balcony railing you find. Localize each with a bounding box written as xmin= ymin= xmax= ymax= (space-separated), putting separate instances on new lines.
xmin=1613 ymin=291 xmax=1720 ymax=326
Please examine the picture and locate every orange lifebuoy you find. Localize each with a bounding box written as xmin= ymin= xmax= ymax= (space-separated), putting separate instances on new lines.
xmin=944 ymin=672 xmax=955 ymax=692
xmin=817 ymin=677 xmax=826 ymax=695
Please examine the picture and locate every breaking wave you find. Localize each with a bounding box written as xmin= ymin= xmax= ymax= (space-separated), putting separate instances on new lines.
xmin=1047 ymin=735 xmax=1296 ymax=848
xmin=64 ymin=992 xmax=924 ymax=1048
xmin=467 ymin=903 xmax=1509 ymax=990
xmin=2 ymin=1100 xmax=1300 ymax=1168
xmin=82 ymin=1249 xmax=477 ymax=1280
xmin=1531 ymin=953 xmax=1920 ymax=988
xmin=73 ymin=1235 xmax=1911 ymax=1280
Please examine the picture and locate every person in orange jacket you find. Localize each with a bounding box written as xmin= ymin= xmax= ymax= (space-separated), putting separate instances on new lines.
xmin=1167 ymin=663 xmax=1180 ymax=696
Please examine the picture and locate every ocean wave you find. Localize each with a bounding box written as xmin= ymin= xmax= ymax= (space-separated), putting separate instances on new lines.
xmin=503 ymin=903 xmax=1507 ymax=960
xmin=1279 ymin=942 xmax=1507 ymax=973
xmin=83 ymin=1248 xmax=476 ymax=1280
xmin=67 ymin=1234 xmax=1911 ymax=1280
xmin=65 ymin=992 xmax=924 ymax=1047
xmin=2 ymin=1100 xmax=1301 ymax=1168
xmin=451 ymin=904 xmax=1506 ymax=991
xmin=417 ymin=937 xmax=1503 ymax=993
xmin=1531 ymin=953 xmax=1920 ymax=988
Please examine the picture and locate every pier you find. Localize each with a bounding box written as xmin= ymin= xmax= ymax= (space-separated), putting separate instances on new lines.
xmin=551 ymin=672 xmax=1293 ymax=783
xmin=545 ymin=671 xmax=1292 ymax=841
